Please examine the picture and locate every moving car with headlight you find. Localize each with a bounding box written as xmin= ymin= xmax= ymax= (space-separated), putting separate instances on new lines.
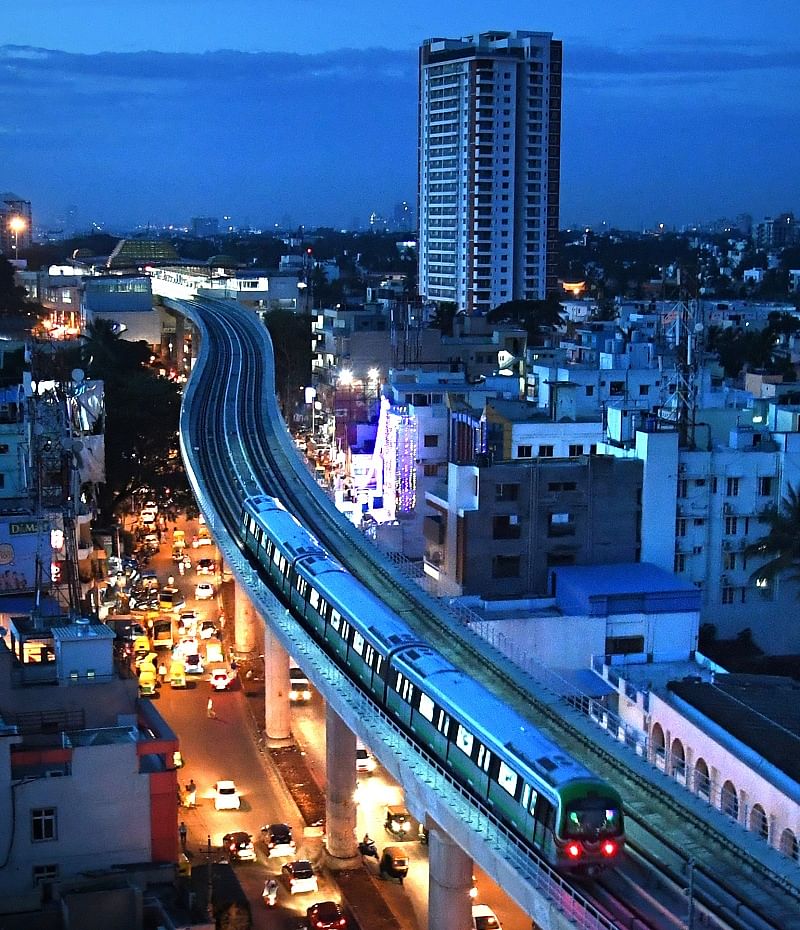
xmin=222 ymin=831 xmax=256 ymax=862
xmin=307 ymin=901 xmax=349 ymax=929
xmin=195 ymin=582 xmax=215 ymax=600
xmin=214 ymin=780 xmax=241 ymax=811
xmin=262 ymin=823 xmax=296 ymax=857
xmin=289 ymin=666 xmax=311 ymax=702
xmin=282 ymin=859 xmax=318 ymax=894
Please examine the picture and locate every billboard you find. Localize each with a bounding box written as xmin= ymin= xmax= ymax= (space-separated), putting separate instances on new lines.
xmin=0 ymin=517 xmax=53 ymax=593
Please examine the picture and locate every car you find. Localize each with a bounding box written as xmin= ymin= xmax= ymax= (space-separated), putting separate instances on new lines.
xmin=197 ymin=558 xmax=216 ymax=575
xmin=306 ymin=901 xmax=349 ymax=929
xmin=192 ymin=532 xmax=213 ymax=548
xmin=282 ymin=859 xmax=319 ymax=894
xmin=384 ymin=804 xmax=412 ymax=838
xmin=143 ymin=532 xmax=160 ymax=549
xmin=184 ymin=652 xmax=204 ymax=675
xmin=263 ymin=823 xmax=296 ymax=858
xmin=210 ymin=667 xmax=234 ymax=691
xmin=213 ymin=780 xmax=240 ymax=811
xmin=472 ymin=904 xmax=502 ymax=930
xmin=195 ymin=582 xmax=215 ymax=600
xmin=356 ymin=745 xmax=376 ymax=773
xmin=140 ymin=508 xmax=157 ymax=526
xmin=222 ymin=831 xmax=256 ymax=862
xmin=198 ymin=619 xmax=219 ymax=640
xmin=289 ymin=666 xmax=311 ymax=702
xmin=177 ymin=610 xmax=197 ymax=636
xmin=160 ymin=586 xmax=185 ymax=611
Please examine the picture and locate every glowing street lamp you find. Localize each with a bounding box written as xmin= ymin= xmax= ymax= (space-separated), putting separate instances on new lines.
xmin=7 ymin=215 xmax=26 ymax=260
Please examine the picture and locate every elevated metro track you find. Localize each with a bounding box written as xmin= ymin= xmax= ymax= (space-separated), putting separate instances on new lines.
xmin=171 ymin=294 xmax=800 ymax=930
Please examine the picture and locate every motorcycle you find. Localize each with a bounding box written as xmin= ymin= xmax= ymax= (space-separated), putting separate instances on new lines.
xmin=358 ymin=836 xmax=378 ymax=860
xmin=262 ymin=879 xmax=278 ymax=908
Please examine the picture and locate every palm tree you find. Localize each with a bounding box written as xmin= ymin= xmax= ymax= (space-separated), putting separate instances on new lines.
xmin=745 ymin=484 xmax=800 ymax=586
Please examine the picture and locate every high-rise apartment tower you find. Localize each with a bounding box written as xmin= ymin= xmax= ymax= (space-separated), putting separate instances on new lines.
xmin=418 ymin=31 xmax=562 ymax=314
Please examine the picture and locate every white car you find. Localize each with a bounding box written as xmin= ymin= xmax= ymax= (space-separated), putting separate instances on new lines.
xmin=472 ymin=904 xmax=502 ymax=930
xmin=282 ymin=859 xmax=318 ymax=894
xmin=195 ymin=582 xmax=215 ymax=600
xmin=356 ymin=746 xmax=376 ymax=773
xmin=198 ymin=619 xmax=218 ymax=640
xmin=210 ymin=667 xmax=234 ymax=691
xmin=214 ymin=780 xmax=241 ymax=811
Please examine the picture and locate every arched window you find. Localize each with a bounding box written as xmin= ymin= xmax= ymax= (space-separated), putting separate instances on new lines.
xmin=780 ymin=829 xmax=799 ymax=861
xmin=721 ymin=780 xmax=738 ymax=821
xmin=651 ymin=722 xmax=666 ymax=770
xmin=750 ymin=804 xmax=769 ymax=841
xmin=694 ymin=758 xmax=710 ymax=800
xmin=671 ymin=738 xmax=686 ymax=783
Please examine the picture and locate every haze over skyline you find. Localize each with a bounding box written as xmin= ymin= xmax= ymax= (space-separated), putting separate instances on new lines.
xmin=2 ymin=0 xmax=798 ymax=233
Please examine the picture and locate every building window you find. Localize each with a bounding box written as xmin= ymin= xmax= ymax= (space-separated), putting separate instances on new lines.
xmin=674 ymin=553 xmax=686 ymax=572
xmin=725 ymin=516 xmax=738 ymax=535
xmin=516 ymin=445 xmax=532 ymax=458
xmin=538 ymin=444 xmax=554 ymax=457
xmin=495 ymin=483 xmax=519 ymax=502
xmin=31 ymin=808 xmax=57 ymax=842
xmin=726 ymin=477 xmax=740 ymax=497
xmin=0 ymin=444 xmax=8 ymax=454
xmin=585 ymin=385 xmax=594 ymax=396
xmin=638 ymin=384 xmax=649 ymax=396
xmin=677 ymin=479 xmax=687 ymax=498
xmin=491 ymin=555 xmax=520 ymax=579
xmin=568 ymin=444 xmax=583 ymax=456
xmin=722 ymin=586 xmax=735 ymax=605
xmin=493 ymin=515 xmax=520 ymax=540
xmin=33 ymin=864 xmax=59 ymax=886
xmin=548 ymin=512 xmax=575 ymax=537
xmin=423 ymin=463 xmax=439 ymax=477
xmin=758 ymin=476 xmax=773 ymax=496
xmin=605 ymin=635 xmax=645 ymax=655
xmin=723 ymin=552 xmax=736 ymax=571
xmin=423 ymin=434 xmax=439 ymax=448
xmin=676 ymin=518 xmax=687 ymax=537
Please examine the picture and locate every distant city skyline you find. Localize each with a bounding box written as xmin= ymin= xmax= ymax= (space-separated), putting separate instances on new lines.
xmin=2 ymin=1 xmax=798 ymax=232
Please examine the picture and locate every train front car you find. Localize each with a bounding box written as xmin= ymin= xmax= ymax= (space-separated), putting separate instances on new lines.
xmin=391 ymin=645 xmax=624 ymax=876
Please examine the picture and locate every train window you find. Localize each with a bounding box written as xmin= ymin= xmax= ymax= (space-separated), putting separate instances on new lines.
xmin=529 ymin=788 xmax=538 ymax=814
xmin=265 ymin=540 xmax=274 ymax=559
xmin=456 ymin=725 xmax=474 ymax=756
xmin=330 ymin=610 xmax=341 ymax=631
xmin=375 ymin=654 xmax=383 ymax=676
xmin=296 ymin=577 xmax=307 ymax=597
xmin=436 ymin=710 xmax=450 ymax=735
xmin=400 ymin=678 xmax=414 ymax=703
xmin=352 ymin=631 xmax=364 ymax=656
xmin=497 ymin=760 xmax=517 ymax=796
xmin=418 ymin=692 xmax=435 ymax=722
xmin=309 ymin=589 xmax=320 ymax=610
xmin=272 ymin=549 xmax=281 ymax=567
xmin=341 ymin=620 xmax=350 ymax=641
xmin=477 ymin=744 xmax=491 ymax=772
xmin=521 ymin=784 xmax=530 ymax=809
xmin=364 ymin=644 xmax=375 ymax=667
xmin=394 ymin=671 xmax=404 ymax=692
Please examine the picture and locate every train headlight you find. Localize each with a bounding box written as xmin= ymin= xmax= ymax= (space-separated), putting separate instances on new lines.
xmin=401 ymin=820 xmax=411 ymax=833
xmin=601 ymin=839 xmax=618 ymax=857
xmin=566 ymin=842 xmax=582 ymax=859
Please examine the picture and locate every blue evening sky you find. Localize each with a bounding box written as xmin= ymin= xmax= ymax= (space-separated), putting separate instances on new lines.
xmin=1 ymin=0 xmax=798 ymax=232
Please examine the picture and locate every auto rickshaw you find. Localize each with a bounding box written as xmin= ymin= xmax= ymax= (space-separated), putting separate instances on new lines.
xmin=384 ymin=804 xmax=413 ymax=838
xmin=379 ymin=846 xmax=409 ymax=883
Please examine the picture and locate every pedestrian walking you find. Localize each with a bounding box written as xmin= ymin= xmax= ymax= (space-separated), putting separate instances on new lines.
xmin=185 ymin=780 xmax=196 ymax=808
xmin=206 ymin=698 xmax=215 ymax=718
xmin=178 ymin=821 xmax=187 ymax=852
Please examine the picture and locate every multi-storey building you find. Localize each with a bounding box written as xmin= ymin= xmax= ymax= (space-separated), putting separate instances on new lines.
xmin=0 ymin=193 xmax=32 ymax=257
xmin=418 ymin=30 xmax=562 ymax=314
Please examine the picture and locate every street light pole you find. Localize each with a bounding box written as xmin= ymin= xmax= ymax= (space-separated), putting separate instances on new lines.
xmin=7 ymin=215 xmax=26 ymax=261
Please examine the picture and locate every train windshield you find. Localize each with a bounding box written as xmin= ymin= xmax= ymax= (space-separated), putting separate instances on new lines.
xmin=563 ymin=798 xmax=622 ymax=838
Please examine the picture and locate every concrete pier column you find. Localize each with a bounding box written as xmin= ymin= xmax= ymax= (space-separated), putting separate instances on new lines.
xmin=428 ymin=824 xmax=473 ymax=930
xmin=264 ymin=626 xmax=291 ymax=744
xmin=233 ymin=581 xmax=257 ymax=656
xmin=174 ymin=314 xmax=185 ymax=371
xmin=324 ymin=707 xmax=358 ymax=865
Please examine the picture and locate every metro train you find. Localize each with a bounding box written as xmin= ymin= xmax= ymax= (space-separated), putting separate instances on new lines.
xmin=241 ymin=494 xmax=624 ymax=874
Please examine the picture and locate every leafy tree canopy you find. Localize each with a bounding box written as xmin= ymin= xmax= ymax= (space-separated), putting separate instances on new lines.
xmin=745 ymin=484 xmax=800 ymax=588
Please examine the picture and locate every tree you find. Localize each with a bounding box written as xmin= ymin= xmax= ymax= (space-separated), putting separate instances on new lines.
xmin=263 ymin=311 xmax=312 ymax=415
xmin=0 ymin=255 xmax=30 ymax=314
xmin=744 ymin=484 xmax=800 ymax=587
xmin=487 ymin=297 xmax=563 ymax=342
